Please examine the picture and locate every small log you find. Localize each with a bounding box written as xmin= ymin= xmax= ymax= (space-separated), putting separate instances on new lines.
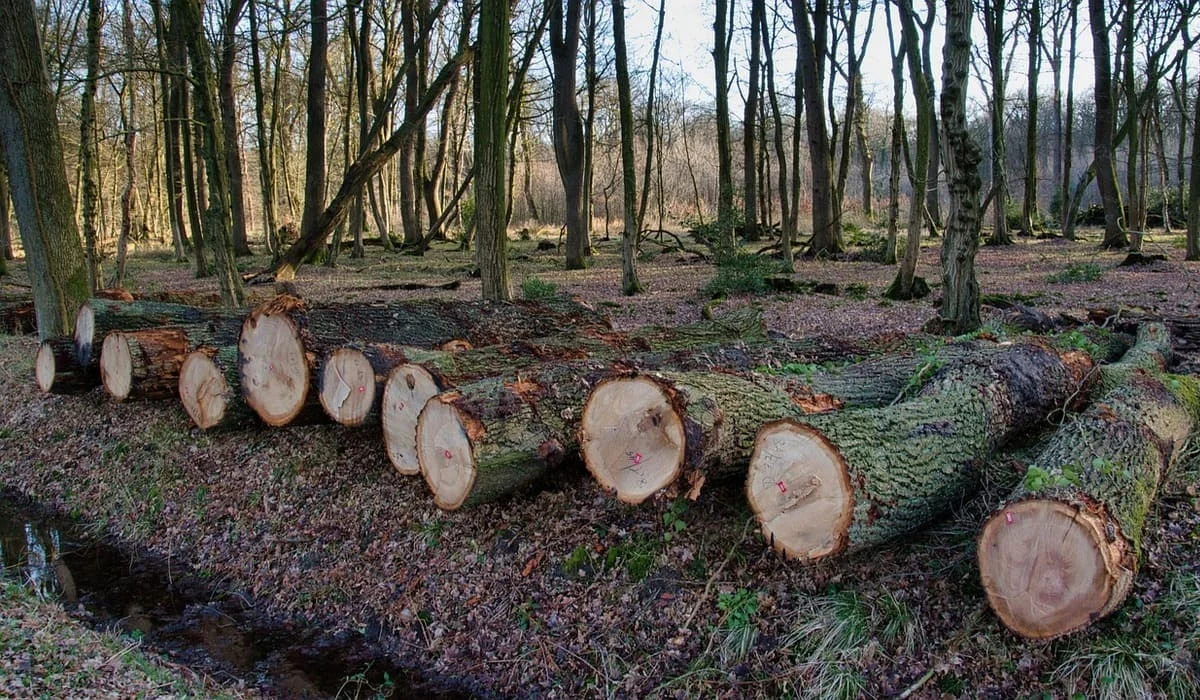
xmin=978 ymin=326 xmax=1197 ymax=640
xmin=36 ymin=338 xmax=98 ymax=394
xmin=74 ymin=298 xmax=245 ymax=369
xmin=100 ymin=320 xmax=243 ymax=401
xmin=239 ymin=294 xmax=609 ymax=427
xmin=745 ymin=342 xmax=1096 ymax=563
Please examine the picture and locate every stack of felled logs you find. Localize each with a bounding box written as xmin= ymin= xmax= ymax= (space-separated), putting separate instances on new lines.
xmin=27 ymin=292 xmax=1199 ymax=642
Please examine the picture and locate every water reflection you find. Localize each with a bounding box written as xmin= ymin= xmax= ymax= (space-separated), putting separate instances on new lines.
xmin=0 ymin=506 xmax=76 ymax=603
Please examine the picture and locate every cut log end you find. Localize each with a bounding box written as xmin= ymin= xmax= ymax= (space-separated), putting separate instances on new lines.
xmin=978 ymin=499 xmax=1130 ymax=640
xmin=179 ymin=351 xmax=229 ymax=430
xmin=238 ymin=312 xmax=308 ymax=426
xmin=416 ymin=396 xmax=476 ymax=510
xmin=74 ymin=303 xmax=97 ymax=365
xmin=319 ymin=348 xmax=377 ymax=426
xmin=35 ymin=342 xmax=58 ymax=393
xmin=747 ymin=420 xmax=854 ymax=562
xmin=381 ymin=364 xmax=440 ymax=475
xmin=580 ymin=376 xmax=685 ymax=504
xmin=99 ymin=333 xmax=133 ymax=401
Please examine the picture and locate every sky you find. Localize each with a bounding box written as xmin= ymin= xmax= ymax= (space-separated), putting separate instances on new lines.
xmin=621 ymin=0 xmax=1104 ymax=117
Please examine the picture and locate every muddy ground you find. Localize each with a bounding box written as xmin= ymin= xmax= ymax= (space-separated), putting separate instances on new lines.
xmin=1 ymin=229 xmax=1198 ymax=698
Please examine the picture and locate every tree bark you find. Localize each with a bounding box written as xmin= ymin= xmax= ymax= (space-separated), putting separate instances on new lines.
xmin=1020 ymin=0 xmax=1040 ymax=235
xmin=794 ymin=0 xmax=841 ymax=256
xmin=73 ymin=298 xmax=246 ymax=369
xmin=741 ymin=0 xmax=763 ymax=241
xmin=79 ymin=0 xmax=103 ymax=292
xmin=1089 ymin=0 xmax=1127 ymax=248
xmin=611 ymin=0 xmax=642 ymax=295
xmin=983 ymin=0 xmax=1012 ymax=246
xmin=110 ymin=0 xmax=138 ymax=289
xmin=475 ymin=0 xmax=511 ymax=299
xmin=550 ymin=0 xmax=588 ymax=269
xmin=100 ymin=322 xmax=242 ymax=401
xmin=978 ymin=326 xmax=1195 ymax=640
xmin=747 ymin=342 xmax=1095 ymax=562
xmin=1188 ymin=73 xmax=1200 ymax=260
xmin=220 ymin=0 xmax=252 ymax=256
xmin=0 ymin=0 xmax=91 ymax=339
xmin=248 ymin=0 xmax=278 ymax=255
xmin=937 ymin=0 xmax=982 ymax=334
xmin=712 ymin=0 xmax=734 ymax=250
xmin=0 ymin=161 xmax=11 ymax=270
xmin=299 ymin=0 xmax=328 ymax=248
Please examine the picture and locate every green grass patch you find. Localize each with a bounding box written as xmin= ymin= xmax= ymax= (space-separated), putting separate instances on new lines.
xmin=1047 ymin=261 xmax=1104 ymax=284
xmin=701 ymin=254 xmax=788 ymax=299
xmin=520 ymin=276 xmax=558 ymax=299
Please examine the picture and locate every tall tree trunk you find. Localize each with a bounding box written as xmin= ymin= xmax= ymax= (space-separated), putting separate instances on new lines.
xmin=150 ymin=0 xmax=188 ymax=262
xmin=611 ymin=0 xmax=642 ymax=295
xmin=635 ymin=0 xmax=665 ymax=238
xmin=1188 ymin=74 xmax=1200 ymax=261
xmin=1061 ymin=0 xmax=1077 ymax=237
xmin=1020 ymin=0 xmax=1040 ymax=235
xmin=551 ymin=0 xmax=588 ymax=269
xmin=79 ymin=0 xmax=102 ymax=292
xmin=248 ymin=0 xmax=279 ymax=256
xmin=794 ymin=0 xmax=842 ymax=256
xmin=938 ymin=0 xmax=982 ymax=333
xmin=885 ymin=0 xmax=931 ymax=300
xmin=984 ymin=0 xmax=1012 ymax=245
xmin=920 ymin=6 xmax=943 ymax=232
xmin=175 ymin=0 xmax=246 ymax=307
xmin=581 ymin=0 xmax=597 ymax=256
xmin=884 ymin=3 xmax=905 ymax=266
xmin=854 ymin=74 xmax=874 ymax=220
xmin=169 ymin=0 xmax=208 ymax=276
xmin=476 ymin=0 xmax=511 ymax=300
xmin=347 ymin=0 xmax=370 ymax=257
xmin=299 ymin=0 xmax=328 ymax=247
xmin=761 ymin=4 xmax=792 ymax=270
xmin=1120 ymin=0 xmax=1143 ymax=236
xmin=0 ymin=0 xmax=91 ymax=337
xmin=0 ymin=161 xmax=11 ymax=270
xmin=742 ymin=0 xmax=763 ymax=241
xmin=220 ymin=0 xmax=252 ymax=256
xmin=111 ymin=0 xmax=138 ymax=288
xmin=712 ymin=0 xmax=735 ymax=253
xmin=1089 ymin=0 xmax=1127 ymax=248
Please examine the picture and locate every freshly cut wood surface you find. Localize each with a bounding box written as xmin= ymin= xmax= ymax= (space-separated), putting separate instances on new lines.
xmin=747 ymin=342 xmax=1096 ymax=562
xmin=382 ymin=365 xmax=441 ymax=474
xmin=238 ymin=293 xmax=610 ymax=427
xmin=35 ymin=338 xmax=97 ymax=394
xmin=978 ymin=325 xmax=1198 ymax=640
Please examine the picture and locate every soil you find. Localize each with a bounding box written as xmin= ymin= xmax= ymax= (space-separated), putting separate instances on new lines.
xmin=0 ymin=229 xmax=1198 ymax=698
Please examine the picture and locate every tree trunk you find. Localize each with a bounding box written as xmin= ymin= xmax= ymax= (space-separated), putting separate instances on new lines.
xmin=854 ymin=74 xmax=874 ymax=220
xmin=1089 ymin=0 xmax=1127 ymax=248
xmin=978 ymin=326 xmax=1196 ymax=640
xmin=220 ymin=0 xmax=252 ymax=256
xmin=611 ymin=0 xmax=642 ymax=295
xmin=0 ymin=0 xmax=91 ymax=339
xmin=937 ymin=0 xmax=983 ymax=334
xmin=747 ymin=342 xmax=1095 ymax=562
xmin=248 ymin=0 xmax=278 ymax=255
xmin=712 ymin=0 xmax=734 ymax=252
xmin=237 ymin=293 xmax=608 ymax=426
xmin=100 ymin=322 xmax=241 ymax=401
xmin=741 ymin=0 xmax=762 ymax=241
xmin=884 ymin=8 xmax=905 ymax=266
xmin=550 ymin=0 xmax=588 ymax=270
xmin=0 ymin=161 xmax=11 ymax=269
xmin=1061 ymin=0 xmax=1077 ymax=237
xmin=1020 ymin=0 xmax=1040 ymax=235
xmin=761 ymin=7 xmax=792 ymax=270
xmin=110 ymin=0 xmax=138 ymax=289
xmin=634 ymin=0 xmax=665 ymax=239
xmin=885 ymin=0 xmax=931 ymax=300
xmin=151 ymin=0 xmax=188 ymax=261
xmin=475 ymin=0 xmax=511 ymax=299
xmin=984 ymin=0 xmax=1012 ymax=246
xmin=794 ymin=0 xmax=841 ymax=256
xmin=79 ymin=0 xmax=103 ymax=292
xmin=299 ymin=0 xmax=328 ymax=248
xmin=1188 ymin=73 xmax=1200 ymax=260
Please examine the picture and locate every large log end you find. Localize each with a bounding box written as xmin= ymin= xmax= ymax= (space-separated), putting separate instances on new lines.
xmin=978 ymin=499 xmax=1132 ymax=640
xmin=36 ymin=338 xmax=96 ymax=394
xmin=416 ymin=395 xmax=477 ymax=510
xmin=580 ymin=376 xmax=685 ymax=504
xmin=318 ymin=348 xmax=376 ymax=426
xmin=99 ymin=333 xmax=133 ymax=401
xmin=382 ymin=364 xmax=441 ymax=475
xmin=180 ymin=351 xmax=230 ymax=430
xmin=747 ymin=419 xmax=854 ymax=562
xmin=238 ymin=310 xmax=308 ymax=426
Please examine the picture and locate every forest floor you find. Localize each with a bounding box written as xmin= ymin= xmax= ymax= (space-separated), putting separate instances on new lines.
xmin=0 ymin=227 xmax=1199 ymax=698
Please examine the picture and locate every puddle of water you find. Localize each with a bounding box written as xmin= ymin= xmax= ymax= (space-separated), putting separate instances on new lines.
xmin=0 ymin=493 xmax=478 ymax=699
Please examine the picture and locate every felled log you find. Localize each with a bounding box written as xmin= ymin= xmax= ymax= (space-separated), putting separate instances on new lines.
xmin=35 ymin=338 xmax=98 ymax=394
xmin=977 ymin=326 xmax=1197 ymax=640
xmin=74 ymin=299 xmax=245 ymax=369
xmin=238 ymin=294 xmax=610 ymax=427
xmin=745 ymin=342 xmax=1096 ymax=563
xmin=99 ymin=318 xmax=242 ymax=401
xmin=414 ymin=336 xmax=992 ymax=509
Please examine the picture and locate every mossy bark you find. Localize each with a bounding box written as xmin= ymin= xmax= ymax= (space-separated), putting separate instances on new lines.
xmin=749 ymin=342 xmax=1096 ymax=561
xmin=75 ymin=299 xmax=245 ymax=368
